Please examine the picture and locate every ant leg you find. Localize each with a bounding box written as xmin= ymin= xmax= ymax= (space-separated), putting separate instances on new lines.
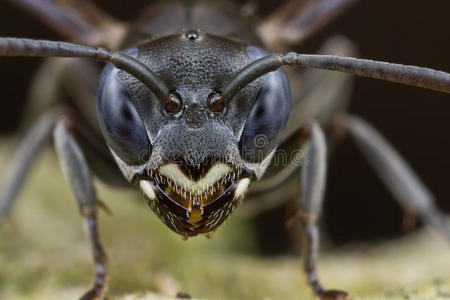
xmin=26 ymin=57 xmax=127 ymax=185
xmin=243 ymin=36 xmax=356 ymax=214
xmin=0 ymin=56 xmax=112 ymax=223
xmin=54 ymin=116 xmax=109 ymax=300
xmin=335 ymin=115 xmax=450 ymax=240
xmin=0 ymin=108 xmax=62 ymax=221
xmin=258 ymin=0 xmax=358 ymax=49
xmin=299 ymin=121 xmax=350 ymax=300
xmin=5 ymin=0 xmax=126 ymax=48
xmin=242 ymin=36 xmax=357 ymax=254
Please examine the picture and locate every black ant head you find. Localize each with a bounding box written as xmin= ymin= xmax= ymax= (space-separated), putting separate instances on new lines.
xmin=96 ymin=30 xmax=291 ymax=236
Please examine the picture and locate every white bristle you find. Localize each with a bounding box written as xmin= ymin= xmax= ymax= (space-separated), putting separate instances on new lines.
xmin=234 ymin=178 xmax=250 ymax=199
xmin=140 ymin=180 xmax=156 ymax=200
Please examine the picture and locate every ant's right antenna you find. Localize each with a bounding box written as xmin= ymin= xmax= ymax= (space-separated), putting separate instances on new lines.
xmin=0 ymin=38 xmax=169 ymax=101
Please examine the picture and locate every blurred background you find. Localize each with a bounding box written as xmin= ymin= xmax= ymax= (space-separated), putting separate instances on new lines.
xmin=0 ymin=0 xmax=449 ymax=245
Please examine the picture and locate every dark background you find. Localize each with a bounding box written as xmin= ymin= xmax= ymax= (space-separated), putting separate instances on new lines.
xmin=0 ymin=0 xmax=449 ymax=245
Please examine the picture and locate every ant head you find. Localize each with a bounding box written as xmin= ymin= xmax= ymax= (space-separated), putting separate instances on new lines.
xmin=96 ymin=31 xmax=291 ymax=236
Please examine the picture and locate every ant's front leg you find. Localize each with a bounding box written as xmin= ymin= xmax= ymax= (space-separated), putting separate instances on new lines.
xmin=54 ymin=116 xmax=109 ymax=300
xmin=299 ymin=121 xmax=350 ymax=300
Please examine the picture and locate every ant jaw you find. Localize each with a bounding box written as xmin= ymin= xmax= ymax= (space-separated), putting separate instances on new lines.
xmin=139 ymin=162 xmax=251 ymax=237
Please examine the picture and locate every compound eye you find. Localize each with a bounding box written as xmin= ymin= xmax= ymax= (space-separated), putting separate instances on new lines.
xmin=239 ymin=67 xmax=291 ymax=163
xmin=97 ymin=64 xmax=150 ymax=165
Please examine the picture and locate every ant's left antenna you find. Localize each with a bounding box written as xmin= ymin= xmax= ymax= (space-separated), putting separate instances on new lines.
xmin=0 ymin=38 xmax=169 ymax=101
xmin=222 ymin=52 xmax=450 ymax=102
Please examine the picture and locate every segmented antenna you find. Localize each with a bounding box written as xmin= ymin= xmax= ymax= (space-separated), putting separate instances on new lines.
xmin=222 ymin=55 xmax=282 ymax=103
xmin=284 ymin=52 xmax=450 ymax=93
xmin=222 ymin=52 xmax=450 ymax=102
xmin=0 ymin=38 xmax=169 ymax=101
xmin=2 ymin=38 xmax=449 ymax=103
